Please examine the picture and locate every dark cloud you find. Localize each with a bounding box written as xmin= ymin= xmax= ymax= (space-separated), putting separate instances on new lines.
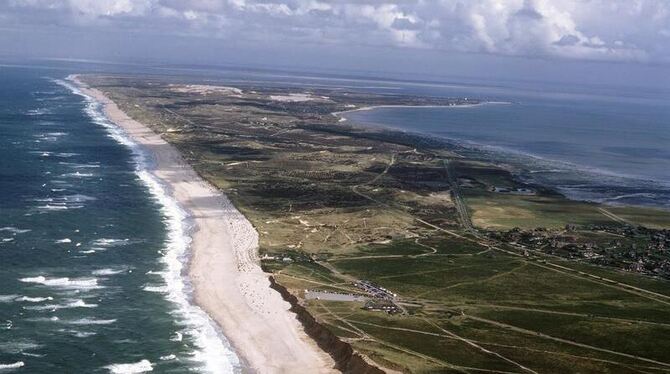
xmin=515 ymin=7 xmax=543 ymax=20
xmin=554 ymin=34 xmax=580 ymax=46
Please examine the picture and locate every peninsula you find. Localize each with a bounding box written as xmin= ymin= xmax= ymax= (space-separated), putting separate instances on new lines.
xmin=77 ymin=74 xmax=670 ymax=373
xmin=71 ymin=76 xmax=337 ymax=373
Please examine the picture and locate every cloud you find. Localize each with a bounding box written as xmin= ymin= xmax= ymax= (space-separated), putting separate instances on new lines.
xmin=514 ymin=1 xmax=544 ymax=20
xmin=554 ymin=34 xmax=580 ymax=47
xmin=391 ymin=17 xmax=421 ymax=31
xmin=2 ymin=0 xmax=669 ymax=63
xmin=9 ymin=0 xmax=153 ymax=17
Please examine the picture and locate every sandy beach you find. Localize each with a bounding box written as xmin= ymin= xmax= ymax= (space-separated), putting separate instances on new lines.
xmin=71 ymin=76 xmax=335 ymax=373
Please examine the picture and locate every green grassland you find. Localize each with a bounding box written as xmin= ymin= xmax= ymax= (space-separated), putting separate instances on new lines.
xmin=84 ymin=75 xmax=670 ymax=373
xmin=277 ymin=237 xmax=670 ymax=373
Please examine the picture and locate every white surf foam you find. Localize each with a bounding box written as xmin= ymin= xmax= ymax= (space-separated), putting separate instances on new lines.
xmin=0 ymin=295 xmax=19 ymax=303
xmin=19 ymin=276 xmax=101 ymax=290
xmin=67 ymin=318 xmax=116 ymax=325
xmin=74 ymin=331 xmax=96 ymax=338
xmin=92 ymin=238 xmax=131 ymax=247
xmin=142 ymin=284 xmax=168 ymax=293
xmin=92 ymin=268 xmax=127 ymax=276
xmin=15 ymin=296 xmax=53 ymax=303
xmin=0 ymin=361 xmax=24 ymax=370
xmin=104 ymin=359 xmax=153 ymax=374
xmin=62 ymin=172 xmax=95 ymax=178
xmin=33 ymin=132 xmax=66 ymax=142
xmin=55 ymin=152 xmax=79 ymax=158
xmin=136 ymin=170 xmax=240 ymax=372
xmin=36 ymin=204 xmax=77 ymax=211
xmin=24 ymin=299 xmax=98 ymax=311
xmin=26 ymin=107 xmax=51 ymax=116
xmin=0 ymin=227 xmax=30 ymax=235
xmin=24 ymin=316 xmax=60 ymax=323
xmin=63 ymin=194 xmax=97 ymax=202
xmin=56 ymin=328 xmax=97 ymax=338
xmin=145 ymin=270 xmax=166 ymax=276
xmin=59 ymin=76 xmax=240 ymax=373
xmin=59 ymin=162 xmax=100 ymax=169
xmin=37 ymin=195 xmax=90 ymax=211
xmin=20 ymin=353 xmax=44 ymax=358
xmin=32 ymin=198 xmax=53 ymax=202
xmin=67 ymin=299 xmax=98 ymax=308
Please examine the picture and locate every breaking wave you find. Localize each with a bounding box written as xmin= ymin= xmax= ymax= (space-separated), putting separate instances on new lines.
xmin=0 ymin=362 xmax=25 ymax=370
xmin=58 ymin=76 xmax=240 ymax=372
xmin=19 ymin=276 xmax=101 ymax=290
xmin=104 ymin=359 xmax=153 ymax=373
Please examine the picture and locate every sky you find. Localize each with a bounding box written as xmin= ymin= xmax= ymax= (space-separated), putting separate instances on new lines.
xmin=2 ymin=0 xmax=670 ymax=89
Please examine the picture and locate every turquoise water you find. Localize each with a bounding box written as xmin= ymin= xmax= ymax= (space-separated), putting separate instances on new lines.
xmin=0 ymin=68 xmax=238 ymax=372
xmin=345 ymin=91 xmax=670 ymax=209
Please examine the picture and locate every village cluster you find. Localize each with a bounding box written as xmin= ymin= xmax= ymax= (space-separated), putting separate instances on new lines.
xmin=489 ymin=225 xmax=670 ymax=279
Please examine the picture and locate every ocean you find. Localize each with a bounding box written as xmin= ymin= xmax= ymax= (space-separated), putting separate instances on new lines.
xmin=0 ymin=67 xmax=239 ymax=372
xmin=344 ymin=83 xmax=670 ymax=209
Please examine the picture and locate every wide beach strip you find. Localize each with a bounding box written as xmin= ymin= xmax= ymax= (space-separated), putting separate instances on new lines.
xmin=70 ymin=75 xmax=336 ymax=373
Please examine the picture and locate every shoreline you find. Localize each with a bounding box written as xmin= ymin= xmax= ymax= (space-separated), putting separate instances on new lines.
xmin=333 ymin=102 xmax=670 ymax=212
xmin=331 ymin=100 xmax=511 ymax=119
xmin=69 ymin=76 xmax=336 ymax=373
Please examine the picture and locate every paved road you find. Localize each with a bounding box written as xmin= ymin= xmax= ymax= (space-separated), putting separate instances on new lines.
xmin=443 ymin=159 xmax=476 ymax=233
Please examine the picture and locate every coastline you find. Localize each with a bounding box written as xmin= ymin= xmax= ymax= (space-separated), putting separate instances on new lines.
xmin=69 ymin=76 xmax=336 ymax=373
xmin=333 ymin=102 xmax=670 ymax=211
xmin=332 ymin=100 xmax=511 ymax=118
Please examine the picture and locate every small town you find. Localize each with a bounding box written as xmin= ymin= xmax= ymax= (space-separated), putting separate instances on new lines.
xmin=489 ymin=224 xmax=670 ymax=279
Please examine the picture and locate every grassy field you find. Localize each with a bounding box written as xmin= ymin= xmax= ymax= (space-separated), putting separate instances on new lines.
xmin=276 ymin=236 xmax=670 ymax=373
xmin=85 ymin=75 xmax=670 ymax=373
xmin=465 ymin=191 xmax=670 ymax=230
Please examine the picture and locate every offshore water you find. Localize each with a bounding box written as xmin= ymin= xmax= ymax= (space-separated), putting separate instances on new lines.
xmin=0 ymin=68 xmax=238 ymax=372
xmin=345 ymin=85 xmax=670 ymax=209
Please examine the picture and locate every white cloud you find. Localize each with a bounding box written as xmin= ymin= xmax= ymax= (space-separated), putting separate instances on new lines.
xmin=3 ymin=0 xmax=669 ymax=63
xmin=10 ymin=0 xmax=154 ymax=17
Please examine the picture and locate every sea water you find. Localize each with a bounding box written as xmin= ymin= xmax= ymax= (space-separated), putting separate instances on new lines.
xmin=0 ymin=67 xmax=239 ymax=372
xmin=344 ymin=84 xmax=670 ymax=209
